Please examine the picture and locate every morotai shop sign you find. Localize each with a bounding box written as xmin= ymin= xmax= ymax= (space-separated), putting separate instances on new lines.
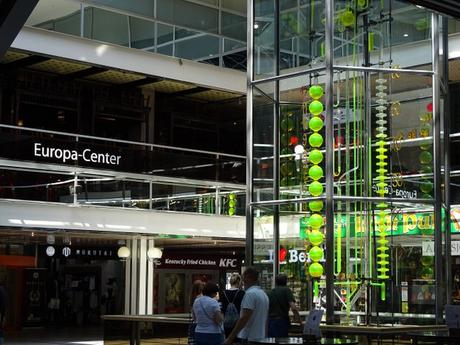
xmin=158 ymin=254 xmax=242 ymax=270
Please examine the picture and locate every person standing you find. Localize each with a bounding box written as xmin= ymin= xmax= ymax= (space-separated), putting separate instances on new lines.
xmin=188 ymin=280 xmax=205 ymax=345
xmin=267 ymin=274 xmax=301 ymax=337
xmin=192 ymin=282 xmax=224 ymax=345
xmin=220 ymin=273 xmax=245 ymax=337
xmin=224 ymin=267 xmax=269 ymax=345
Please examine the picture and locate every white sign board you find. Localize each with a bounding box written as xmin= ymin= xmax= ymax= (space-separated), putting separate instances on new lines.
xmin=423 ymin=241 xmax=460 ymax=256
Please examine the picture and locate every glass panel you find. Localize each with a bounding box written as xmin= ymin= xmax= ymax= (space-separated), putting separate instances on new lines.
xmin=332 ymin=0 xmax=432 ymax=69
xmin=156 ymin=44 xmax=173 ymax=57
xmin=77 ymin=176 xmax=150 ymax=209
xmin=84 ymin=7 xmax=129 ymax=47
xmin=130 ymin=17 xmax=156 ymax=49
xmin=224 ymin=39 xmax=246 ymax=52
xmin=222 ymin=0 xmax=246 ymax=13
xmin=86 ymin=0 xmax=155 ymax=18
xmin=0 ymin=169 xmax=74 ymax=203
xmin=254 ymin=0 xmax=275 ymax=78
xmin=157 ymin=0 xmax=218 ymax=34
xmin=157 ymin=23 xmax=174 ymax=45
xmin=222 ymin=12 xmax=246 ymax=42
xmin=175 ymin=35 xmax=219 ymax=60
xmin=253 ymin=82 xmax=275 ymax=202
xmin=26 ymin=0 xmax=81 ymax=36
xmin=253 ymin=204 xmax=275 ymax=291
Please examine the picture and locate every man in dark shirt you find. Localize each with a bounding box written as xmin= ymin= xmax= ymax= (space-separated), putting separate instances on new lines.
xmin=267 ymin=274 xmax=301 ymax=337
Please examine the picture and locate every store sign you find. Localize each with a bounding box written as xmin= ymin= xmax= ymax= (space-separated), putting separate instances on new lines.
xmin=422 ymin=241 xmax=460 ymax=256
xmin=371 ymin=184 xmax=418 ymax=199
xmin=34 ymin=143 xmax=121 ymax=166
xmin=42 ymin=246 xmax=116 ymax=259
xmin=266 ymin=248 xmax=323 ymax=264
xmin=299 ymin=207 xmax=460 ymax=239
xmin=158 ymin=255 xmax=241 ymax=269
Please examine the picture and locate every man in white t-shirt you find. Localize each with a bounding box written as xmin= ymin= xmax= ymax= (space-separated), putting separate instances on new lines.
xmin=224 ymin=267 xmax=269 ymax=344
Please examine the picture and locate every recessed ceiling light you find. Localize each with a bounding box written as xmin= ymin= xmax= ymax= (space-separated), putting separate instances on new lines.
xmin=403 ymin=33 xmax=409 ymax=37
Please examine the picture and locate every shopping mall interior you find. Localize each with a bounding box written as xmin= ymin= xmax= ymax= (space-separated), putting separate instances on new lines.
xmin=1 ymin=0 xmax=460 ymax=344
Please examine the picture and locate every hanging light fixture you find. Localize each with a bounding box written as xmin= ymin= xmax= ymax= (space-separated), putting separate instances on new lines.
xmin=147 ymin=247 xmax=163 ymax=260
xmin=117 ymin=246 xmax=131 ymax=259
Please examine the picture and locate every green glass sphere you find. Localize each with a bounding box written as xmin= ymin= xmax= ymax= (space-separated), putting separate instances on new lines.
xmin=308 ymin=165 xmax=323 ymax=180
xmin=309 ymin=230 xmax=324 ymax=246
xmin=421 ymin=256 xmax=434 ymax=267
xmin=419 ymin=151 xmax=432 ymax=165
xmin=309 ymin=246 xmax=324 ymax=262
xmin=309 ymin=213 xmax=323 ymax=229
xmin=280 ymin=117 xmax=295 ymax=131
xmin=308 ymin=200 xmax=324 ymax=212
xmin=308 ymin=85 xmax=324 ymax=100
xmin=340 ymin=10 xmax=355 ymax=27
xmin=421 ymin=193 xmax=432 ymax=199
xmin=415 ymin=18 xmax=429 ymax=31
xmin=420 ymin=181 xmax=433 ymax=193
xmin=420 ymin=165 xmax=433 ymax=174
xmin=309 ymin=116 xmax=323 ymax=132
xmin=309 ymin=262 xmax=324 ymax=278
xmin=420 ymin=144 xmax=432 ymax=151
xmin=309 ymin=100 xmax=324 ymax=116
xmin=309 ymin=149 xmax=323 ymax=164
xmin=309 ymin=181 xmax=323 ymax=196
xmin=420 ymin=267 xmax=433 ymax=279
xmin=309 ymin=133 xmax=323 ymax=148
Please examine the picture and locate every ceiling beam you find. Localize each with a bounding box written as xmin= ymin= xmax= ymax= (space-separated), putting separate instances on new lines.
xmin=407 ymin=0 xmax=460 ymax=18
xmin=0 ymin=0 xmax=39 ymax=60
xmin=1 ymin=55 xmax=48 ymax=69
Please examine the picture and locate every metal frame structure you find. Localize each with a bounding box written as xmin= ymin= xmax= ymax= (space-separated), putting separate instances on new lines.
xmin=247 ymin=0 xmax=449 ymax=325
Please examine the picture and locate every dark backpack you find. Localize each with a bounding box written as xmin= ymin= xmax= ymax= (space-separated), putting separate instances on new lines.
xmin=223 ymin=290 xmax=240 ymax=329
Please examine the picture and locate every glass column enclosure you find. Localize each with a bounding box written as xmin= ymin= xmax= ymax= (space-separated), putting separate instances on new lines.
xmin=247 ymin=0 xmax=449 ymax=325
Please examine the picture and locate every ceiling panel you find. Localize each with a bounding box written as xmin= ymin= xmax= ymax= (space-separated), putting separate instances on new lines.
xmin=190 ymin=89 xmax=242 ymax=101
xmin=1 ymin=50 xmax=30 ymax=64
xmin=30 ymin=58 xmax=90 ymax=75
xmin=86 ymin=70 xmax=145 ymax=84
xmin=142 ymin=80 xmax=196 ymax=93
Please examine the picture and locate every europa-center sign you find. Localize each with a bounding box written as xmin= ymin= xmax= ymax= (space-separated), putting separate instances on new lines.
xmin=34 ymin=143 xmax=121 ymax=165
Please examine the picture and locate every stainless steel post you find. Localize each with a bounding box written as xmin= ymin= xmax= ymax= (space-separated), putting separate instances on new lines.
xmin=432 ymin=13 xmax=443 ymax=324
xmin=273 ymin=0 xmax=281 ymax=278
xmin=325 ymin=0 xmax=335 ymax=325
xmin=246 ymin=0 xmax=255 ymax=267
xmin=443 ymin=16 xmax=452 ymax=306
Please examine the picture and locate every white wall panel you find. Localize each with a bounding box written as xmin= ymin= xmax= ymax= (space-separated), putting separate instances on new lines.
xmin=0 ymin=199 xmax=246 ymax=238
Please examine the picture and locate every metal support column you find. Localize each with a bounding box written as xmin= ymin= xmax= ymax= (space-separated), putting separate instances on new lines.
xmin=246 ymin=0 xmax=255 ymax=267
xmin=442 ymin=16 xmax=452 ymax=306
xmin=432 ymin=13 xmax=443 ymax=324
xmin=273 ymin=0 xmax=281 ymax=278
xmin=324 ymin=0 xmax=335 ymax=325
